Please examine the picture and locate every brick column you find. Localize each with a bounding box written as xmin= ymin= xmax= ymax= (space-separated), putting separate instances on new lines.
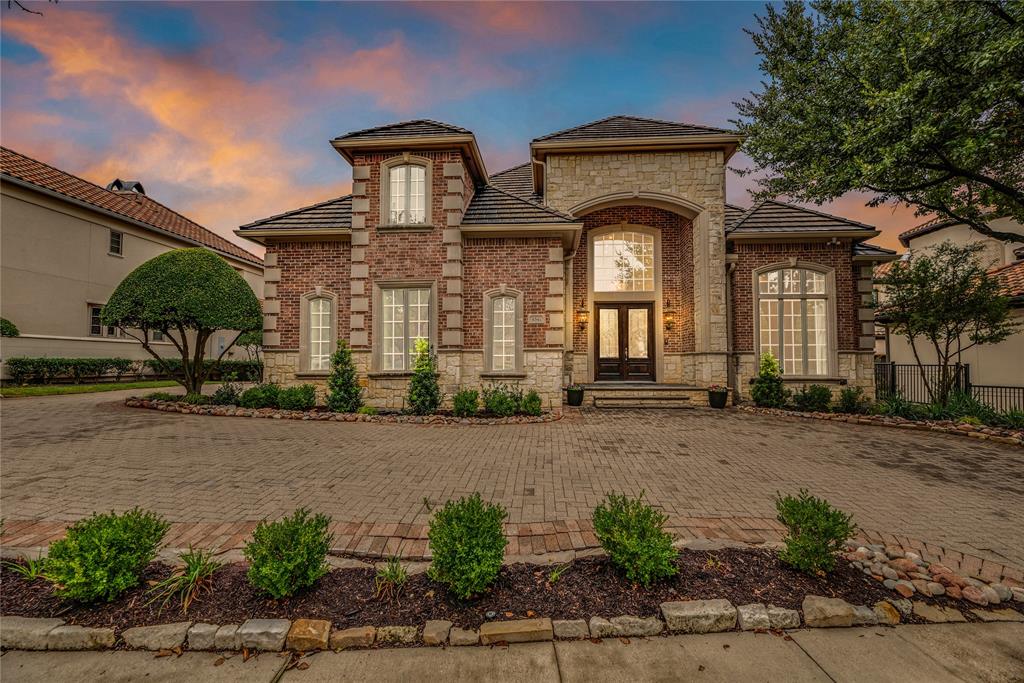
xmin=441 ymin=161 xmax=464 ymax=349
xmin=349 ymin=165 xmax=371 ymax=349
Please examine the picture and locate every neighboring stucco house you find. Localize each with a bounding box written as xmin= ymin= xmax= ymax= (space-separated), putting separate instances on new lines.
xmin=0 ymin=146 xmax=264 ymax=377
xmin=877 ymin=216 xmax=1024 ymax=387
xmin=237 ymin=116 xmax=896 ymax=410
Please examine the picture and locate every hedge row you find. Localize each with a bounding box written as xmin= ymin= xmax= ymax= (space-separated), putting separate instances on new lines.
xmin=141 ymin=358 xmax=262 ymax=381
xmin=4 ymin=357 xmax=262 ymax=385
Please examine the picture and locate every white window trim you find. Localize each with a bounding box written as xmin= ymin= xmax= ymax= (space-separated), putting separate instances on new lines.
xmin=379 ymin=154 xmax=433 ymax=229
xmin=299 ymin=289 xmax=338 ymax=375
xmin=87 ymin=303 xmax=123 ymax=338
xmin=371 ymin=280 xmax=437 ymax=374
xmin=108 ymin=229 xmax=124 ymax=257
xmin=482 ymin=286 xmax=525 ymax=375
xmin=751 ymin=260 xmax=838 ymax=378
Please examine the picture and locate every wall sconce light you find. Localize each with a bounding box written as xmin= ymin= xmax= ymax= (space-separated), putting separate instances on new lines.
xmin=664 ymin=315 xmax=675 ymax=332
xmin=577 ymin=310 xmax=589 ymax=332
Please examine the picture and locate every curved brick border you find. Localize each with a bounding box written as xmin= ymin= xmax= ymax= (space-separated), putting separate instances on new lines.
xmin=3 ymin=516 xmax=1020 ymax=587
xmin=124 ymin=397 xmax=562 ymax=425
xmin=737 ymin=405 xmax=1024 ymax=447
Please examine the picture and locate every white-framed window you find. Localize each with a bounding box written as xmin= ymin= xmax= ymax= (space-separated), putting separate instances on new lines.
xmin=756 ymin=267 xmax=831 ymax=375
xmin=593 ymin=230 xmax=654 ymax=292
xmin=491 ymin=296 xmax=516 ymax=371
xmin=309 ymin=297 xmax=332 ymax=371
xmin=88 ymin=304 xmax=120 ymax=338
xmin=380 ymin=287 xmax=431 ymax=371
xmin=109 ymin=230 xmax=123 ymax=256
xmin=388 ymin=164 xmax=426 ymax=225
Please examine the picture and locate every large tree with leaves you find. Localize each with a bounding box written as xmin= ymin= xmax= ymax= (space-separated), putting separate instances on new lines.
xmin=876 ymin=242 xmax=1018 ymax=406
xmin=101 ymin=248 xmax=262 ymax=395
xmin=735 ymin=0 xmax=1024 ymax=242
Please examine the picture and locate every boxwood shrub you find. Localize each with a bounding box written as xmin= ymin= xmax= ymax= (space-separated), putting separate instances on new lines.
xmin=238 ymin=383 xmax=280 ymax=409
xmin=592 ymin=492 xmax=677 ymax=586
xmin=278 ymin=384 xmax=316 ymax=411
xmin=244 ymin=508 xmax=333 ymax=599
xmin=428 ymin=493 xmax=508 ymax=599
xmin=775 ymin=489 xmax=856 ymax=575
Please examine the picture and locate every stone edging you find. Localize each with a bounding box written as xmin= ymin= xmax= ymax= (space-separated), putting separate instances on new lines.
xmin=124 ymin=397 xmax=561 ymax=425
xmin=737 ymin=405 xmax=1024 ymax=447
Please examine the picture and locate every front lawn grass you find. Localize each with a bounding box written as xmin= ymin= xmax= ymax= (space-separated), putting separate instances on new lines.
xmin=0 ymin=380 xmax=182 ymax=398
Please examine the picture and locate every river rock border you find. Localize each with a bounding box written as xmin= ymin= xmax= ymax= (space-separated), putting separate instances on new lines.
xmin=124 ymin=397 xmax=561 ymax=425
xmin=738 ymin=405 xmax=1024 ymax=447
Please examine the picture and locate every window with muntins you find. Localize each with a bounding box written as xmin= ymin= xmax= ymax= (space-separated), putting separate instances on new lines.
xmin=491 ymin=296 xmax=516 ymax=371
xmin=109 ymin=230 xmax=123 ymax=255
xmin=388 ymin=164 xmax=426 ymax=225
xmin=309 ymin=297 xmax=332 ymax=371
xmin=381 ymin=287 xmax=430 ymax=371
xmin=593 ymin=231 xmax=654 ymax=292
xmin=756 ymin=267 xmax=829 ymax=375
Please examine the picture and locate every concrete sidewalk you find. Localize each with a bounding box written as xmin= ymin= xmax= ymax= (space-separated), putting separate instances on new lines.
xmin=2 ymin=623 xmax=1022 ymax=682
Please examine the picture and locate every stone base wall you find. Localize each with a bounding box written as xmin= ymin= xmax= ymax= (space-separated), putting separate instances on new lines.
xmin=732 ymin=351 xmax=876 ymax=401
xmin=686 ymin=352 xmax=729 ymax=387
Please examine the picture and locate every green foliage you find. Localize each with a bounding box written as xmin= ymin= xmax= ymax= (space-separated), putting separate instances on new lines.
xmin=182 ymin=392 xmax=209 ymax=405
xmin=45 ymin=508 xmax=169 ymax=603
xmin=592 ymin=492 xmax=678 ymax=586
xmin=278 ymin=384 xmax=316 ymax=411
xmin=374 ymin=557 xmax=408 ymax=603
xmin=407 ymin=338 xmax=441 ymax=415
xmin=325 ymin=341 xmax=362 ymax=413
xmin=101 ymin=249 xmax=262 ymax=393
xmin=243 ymin=508 xmax=333 ymax=599
xmin=774 ymin=490 xmax=856 ymax=575
xmin=146 ymin=547 xmax=223 ymax=614
xmin=520 ymin=390 xmax=543 ymax=416
xmin=836 ymin=386 xmax=871 ymax=415
xmin=356 ymin=405 xmax=378 ymax=416
xmin=0 ymin=317 xmax=19 ymax=337
xmin=872 ymin=392 xmax=923 ymax=419
xmin=790 ymin=384 xmax=833 ymax=413
xmin=482 ymin=383 xmax=521 ymax=417
xmin=751 ymin=352 xmax=789 ymax=408
xmin=2 ymin=553 xmax=47 ymax=581
xmin=993 ymin=408 xmax=1024 ymax=430
xmin=143 ymin=358 xmax=262 ymax=382
xmin=209 ymin=375 xmax=243 ymax=405
xmin=735 ymin=0 xmax=1024 ymax=243
xmin=238 ymin=383 xmax=281 ymax=409
xmin=427 ymin=493 xmax=508 ymax=599
xmin=926 ymin=391 xmax=996 ymax=423
xmin=452 ymin=389 xmax=479 ymax=417
xmin=3 ymin=357 xmax=140 ymax=385
xmin=547 ymin=563 xmax=571 ymax=584
xmin=144 ymin=391 xmax=180 ymax=402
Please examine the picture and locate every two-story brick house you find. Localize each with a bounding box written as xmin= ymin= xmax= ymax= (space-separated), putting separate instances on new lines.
xmin=237 ymin=116 xmax=896 ymax=410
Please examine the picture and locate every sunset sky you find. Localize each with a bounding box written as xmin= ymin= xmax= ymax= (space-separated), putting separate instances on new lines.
xmin=1 ymin=1 xmax=925 ymax=253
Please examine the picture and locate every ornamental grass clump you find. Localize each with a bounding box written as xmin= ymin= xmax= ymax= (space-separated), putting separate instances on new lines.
xmin=774 ymin=489 xmax=856 ymax=575
xmin=45 ymin=508 xmax=169 ymax=603
xmin=244 ymin=508 xmax=333 ymax=599
xmin=146 ymin=546 xmax=223 ymax=614
xmin=428 ymin=493 xmax=508 ymax=599
xmin=592 ymin=492 xmax=677 ymax=586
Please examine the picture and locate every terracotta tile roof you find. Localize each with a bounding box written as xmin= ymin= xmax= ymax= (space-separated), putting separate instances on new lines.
xmin=333 ymin=119 xmax=472 ymax=142
xmin=873 ymin=260 xmax=895 ymax=280
xmin=1 ymin=146 xmax=261 ymax=265
xmin=991 ymin=259 xmax=1024 ymax=300
xmin=727 ymin=199 xmax=875 ymax=235
xmin=462 ymin=184 xmax=576 ymax=225
xmin=239 ymin=195 xmax=353 ymax=231
xmin=533 ymin=115 xmax=733 ymax=142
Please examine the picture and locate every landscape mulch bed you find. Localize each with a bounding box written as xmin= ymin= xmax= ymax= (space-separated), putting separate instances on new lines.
xmin=6 ymin=547 xmax=980 ymax=636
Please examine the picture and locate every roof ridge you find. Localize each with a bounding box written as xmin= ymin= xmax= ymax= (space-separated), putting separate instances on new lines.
xmin=240 ymin=194 xmax=352 ymax=229
xmin=479 ymin=183 xmax=576 ymax=222
xmin=532 ymin=114 xmax=622 ymax=142
xmin=728 ymin=200 xmax=768 ymax=230
xmin=488 ymin=162 xmax=532 ymax=180
xmin=614 ymin=113 xmax=732 ymax=134
xmin=761 ymin=198 xmax=876 ymax=231
xmin=335 ymin=118 xmax=470 ymax=140
xmin=532 ymin=114 xmax=732 ymax=142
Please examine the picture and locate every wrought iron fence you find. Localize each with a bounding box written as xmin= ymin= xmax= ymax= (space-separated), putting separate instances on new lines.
xmin=970 ymin=385 xmax=1024 ymax=413
xmin=875 ymin=362 xmax=1024 ymax=411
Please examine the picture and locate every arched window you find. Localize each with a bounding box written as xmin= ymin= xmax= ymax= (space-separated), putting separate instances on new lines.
xmin=483 ymin=287 xmax=524 ymax=373
xmin=308 ymin=297 xmax=332 ymax=371
xmin=755 ymin=267 xmax=831 ymax=376
xmin=388 ymin=164 xmax=426 ymax=225
xmin=593 ymin=231 xmax=654 ymax=292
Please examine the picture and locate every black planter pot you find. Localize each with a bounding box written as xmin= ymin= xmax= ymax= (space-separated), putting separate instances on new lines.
xmin=566 ymin=388 xmax=584 ymax=407
xmin=708 ymin=390 xmax=728 ymax=409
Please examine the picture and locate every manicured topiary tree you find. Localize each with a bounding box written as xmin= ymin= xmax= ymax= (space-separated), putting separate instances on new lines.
xmin=407 ymin=338 xmax=441 ymax=415
xmin=101 ymin=248 xmax=261 ymax=395
xmin=751 ymin=351 xmax=789 ymax=408
xmin=0 ymin=317 xmax=19 ymax=337
xmin=325 ymin=341 xmax=362 ymax=412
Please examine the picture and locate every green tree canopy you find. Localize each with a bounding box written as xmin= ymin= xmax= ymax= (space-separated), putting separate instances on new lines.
xmin=101 ymin=248 xmax=261 ymax=394
xmin=735 ymin=0 xmax=1024 ymax=242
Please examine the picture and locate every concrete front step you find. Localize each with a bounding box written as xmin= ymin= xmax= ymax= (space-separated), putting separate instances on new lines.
xmin=593 ymin=397 xmax=695 ymax=409
xmin=582 ymin=383 xmax=709 ymax=408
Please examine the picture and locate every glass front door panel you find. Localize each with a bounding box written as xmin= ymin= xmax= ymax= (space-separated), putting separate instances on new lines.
xmin=628 ymin=307 xmax=648 ymax=359
xmin=599 ymin=308 xmax=619 ymax=358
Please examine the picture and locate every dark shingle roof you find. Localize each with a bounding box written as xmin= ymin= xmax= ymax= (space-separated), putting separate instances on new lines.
xmin=533 ymin=115 xmax=734 ymax=143
xmin=728 ymin=200 xmax=875 ymax=235
xmin=725 ymin=203 xmax=746 ymax=229
xmin=240 ymin=195 xmax=352 ymax=231
xmin=1 ymin=146 xmax=261 ymax=265
xmin=463 ymin=184 xmax=576 ymax=225
xmin=333 ymin=119 xmax=471 ymax=142
xmin=853 ymin=242 xmax=898 ymax=257
xmin=487 ymin=163 xmax=541 ymax=202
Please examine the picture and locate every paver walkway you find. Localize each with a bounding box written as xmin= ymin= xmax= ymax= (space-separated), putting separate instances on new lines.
xmin=2 ymin=390 xmax=1022 ymax=571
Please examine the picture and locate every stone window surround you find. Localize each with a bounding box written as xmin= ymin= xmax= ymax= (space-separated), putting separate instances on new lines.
xmin=378 ymin=154 xmax=433 ymax=229
xmin=370 ymin=279 xmax=439 ymax=375
xmin=751 ymin=259 xmax=838 ymax=379
xmin=298 ymin=288 xmax=338 ymax=376
xmin=481 ymin=285 xmax=525 ymax=376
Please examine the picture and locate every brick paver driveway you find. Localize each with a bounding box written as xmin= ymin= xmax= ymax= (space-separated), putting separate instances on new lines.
xmin=2 ymin=389 xmax=1022 ymax=568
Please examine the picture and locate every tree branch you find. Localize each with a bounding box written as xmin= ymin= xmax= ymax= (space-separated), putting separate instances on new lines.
xmin=8 ymin=0 xmax=44 ymax=15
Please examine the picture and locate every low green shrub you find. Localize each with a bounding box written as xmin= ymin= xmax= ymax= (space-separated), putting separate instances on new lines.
xmin=407 ymin=339 xmax=442 ymax=415
xmin=992 ymin=408 xmax=1024 ymax=430
xmin=835 ymin=386 xmax=871 ymax=414
xmin=45 ymin=508 xmax=169 ymax=603
xmin=4 ymin=357 xmax=137 ymax=385
xmin=356 ymin=405 xmax=378 ymax=416
xmin=482 ymin=383 xmax=520 ymax=417
xmin=872 ymin=392 xmax=924 ymax=419
xmin=452 ymin=389 xmax=479 ymax=417
xmin=427 ymin=493 xmax=508 ymax=599
xmin=182 ymin=392 xmax=209 ymax=405
xmin=750 ymin=352 xmax=789 ymax=408
xmin=278 ymin=384 xmax=316 ymax=411
xmin=774 ymin=489 xmax=856 ymax=575
xmin=520 ymin=390 xmax=543 ymax=416
xmin=0 ymin=317 xmax=19 ymax=337
xmin=592 ymin=492 xmax=677 ymax=586
xmin=209 ymin=375 xmax=243 ymax=405
xmin=238 ymin=383 xmax=280 ymax=409
xmin=144 ymin=391 xmax=180 ymax=402
xmin=243 ymin=508 xmax=333 ymax=599
xmin=325 ymin=341 xmax=362 ymax=413
xmin=790 ymin=384 xmax=832 ymax=413
xmin=142 ymin=358 xmax=263 ymax=381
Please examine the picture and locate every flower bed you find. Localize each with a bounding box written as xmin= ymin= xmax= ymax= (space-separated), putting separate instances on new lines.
xmin=124 ymin=397 xmax=561 ymax=425
xmin=738 ymin=405 xmax=1024 ymax=447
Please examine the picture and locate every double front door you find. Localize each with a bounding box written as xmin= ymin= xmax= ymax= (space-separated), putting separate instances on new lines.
xmin=595 ymin=303 xmax=654 ymax=381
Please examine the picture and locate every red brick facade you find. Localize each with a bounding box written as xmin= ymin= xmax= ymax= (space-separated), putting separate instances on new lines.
xmin=265 ymin=241 xmax=350 ymax=349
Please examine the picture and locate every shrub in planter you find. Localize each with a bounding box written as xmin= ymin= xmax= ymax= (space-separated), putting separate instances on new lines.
xmin=452 ymin=389 xmax=479 ymax=417
xmin=520 ymin=390 xmax=543 ymax=416
xmin=325 ymin=341 xmax=362 ymax=413
xmin=407 ymin=339 xmax=442 ymax=415
xmin=774 ymin=489 xmax=856 ymax=575
xmin=790 ymin=384 xmax=832 ymax=412
xmin=427 ymin=493 xmax=508 ymax=599
xmin=244 ymin=508 xmax=333 ymax=599
xmin=592 ymin=492 xmax=677 ymax=586
xmin=45 ymin=508 xmax=169 ymax=603
xmin=482 ymin=383 xmax=519 ymax=417
xmin=144 ymin=391 xmax=179 ymax=401
xmin=707 ymin=384 xmax=729 ymax=409
xmin=750 ymin=352 xmax=789 ymax=408
xmin=238 ymin=383 xmax=280 ymax=409
xmin=278 ymin=384 xmax=316 ymax=411
xmin=565 ymin=384 xmax=584 ymax=407
xmin=835 ymin=386 xmax=870 ymax=414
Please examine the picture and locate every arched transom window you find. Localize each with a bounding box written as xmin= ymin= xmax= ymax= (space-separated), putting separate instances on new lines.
xmin=389 ymin=164 xmax=426 ymax=225
xmin=756 ymin=267 xmax=830 ymax=376
xmin=593 ymin=231 xmax=654 ymax=292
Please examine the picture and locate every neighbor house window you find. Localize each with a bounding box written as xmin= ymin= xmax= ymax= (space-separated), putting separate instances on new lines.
xmin=88 ymin=305 xmax=119 ymax=338
xmin=756 ymin=267 xmax=831 ymax=376
xmin=483 ymin=288 xmax=524 ymax=373
xmin=593 ymin=231 xmax=654 ymax=292
xmin=388 ymin=164 xmax=426 ymax=225
xmin=380 ymin=287 xmax=430 ymax=371
xmin=309 ymin=297 xmax=332 ymax=371
xmin=109 ymin=230 xmax=123 ymax=255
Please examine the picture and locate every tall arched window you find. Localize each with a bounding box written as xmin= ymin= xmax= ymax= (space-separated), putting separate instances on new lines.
xmin=756 ymin=267 xmax=831 ymax=376
xmin=483 ymin=287 xmax=524 ymax=373
xmin=593 ymin=231 xmax=654 ymax=292
xmin=388 ymin=164 xmax=426 ymax=225
xmin=309 ymin=297 xmax=332 ymax=371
